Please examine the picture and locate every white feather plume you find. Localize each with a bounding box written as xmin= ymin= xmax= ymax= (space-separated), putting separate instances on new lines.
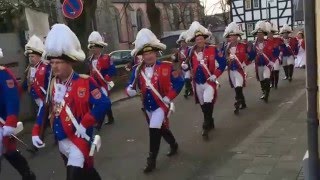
xmin=131 ymin=28 xmax=166 ymax=56
xmin=223 ymin=22 xmax=244 ymax=38
xmin=185 ymin=21 xmax=212 ymax=42
xmin=279 ymin=24 xmax=292 ymax=34
xmin=25 ymin=35 xmax=44 ymax=55
xmin=44 ymin=24 xmax=85 ymax=61
xmin=176 ymin=31 xmax=188 ymax=44
xmin=251 ymin=20 xmax=269 ymax=35
xmin=88 ymin=31 xmax=108 ymax=48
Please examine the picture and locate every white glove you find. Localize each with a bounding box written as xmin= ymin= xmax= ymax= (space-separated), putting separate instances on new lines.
xmin=163 ymin=96 xmax=171 ymax=105
xmin=229 ymin=54 xmax=236 ymax=59
xmin=181 ymin=63 xmax=188 ymax=70
xmin=126 ymin=85 xmax=137 ymax=97
xmin=171 ymin=55 xmax=176 ymax=60
xmin=75 ymin=124 xmax=87 ymax=139
xmin=2 ymin=126 xmax=15 ymax=136
xmin=35 ymin=98 xmax=43 ymax=107
xmin=32 ymin=136 xmax=45 ymax=148
xmin=208 ymin=75 xmax=217 ymax=82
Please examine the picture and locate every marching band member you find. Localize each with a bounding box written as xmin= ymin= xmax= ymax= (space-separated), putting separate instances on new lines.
xmin=184 ymin=21 xmax=226 ymax=139
xmin=223 ymin=22 xmax=250 ymax=114
xmin=87 ymin=31 xmax=116 ymax=127
xmin=31 ymin=24 xmax=110 ymax=180
xmin=126 ymin=28 xmax=184 ymax=173
xmin=0 ymin=49 xmax=36 ymax=179
xmin=265 ymin=22 xmax=283 ymax=89
xmin=295 ymin=31 xmax=306 ymax=69
xmin=250 ymin=21 xmax=279 ymax=103
xmin=175 ymin=31 xmax=193 ymax=98
xmin=279 ymin=24 xmax=299 ymax=82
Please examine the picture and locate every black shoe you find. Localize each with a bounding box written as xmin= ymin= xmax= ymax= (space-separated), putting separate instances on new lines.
xmin=283 ymin=76 xmax=288 ymax=80
xmin=22 ymin=171 xmax=36 ymax=180
xmin=260 ymin=94 xmax=265 ymax=100
xmin=167 ymin=143 xmax=178 ymax=157
xmin=104 ymin=118 xmax=114 ymax=125
xmin=234 ymin=101 xmax=240 ymax=115
xmin=202 ymin=129 xmax=209 ymax=140
xmin=143 ymin=157 xmax=156 ymax=173
xmin=234 ymin=109 xmax=239 ymax=115
xmin=240 ymin=103 xmax=247 ymax=109
xmin=288 ymin=77 xmax=292 ymax=82
xmin=4 ymin=151 xmax=36 ymax=180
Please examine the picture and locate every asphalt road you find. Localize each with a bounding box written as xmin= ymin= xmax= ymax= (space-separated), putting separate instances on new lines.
xmin=0 ymin=64 xmax=306 ymax=180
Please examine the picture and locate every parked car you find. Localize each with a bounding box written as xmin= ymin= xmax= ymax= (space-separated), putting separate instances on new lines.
xmin=109 ymin=50 xmax=133 ymax=67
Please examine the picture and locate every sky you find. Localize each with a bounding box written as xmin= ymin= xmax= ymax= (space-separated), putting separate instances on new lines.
xmin=200 ymin=0 xmax=222 ymax=15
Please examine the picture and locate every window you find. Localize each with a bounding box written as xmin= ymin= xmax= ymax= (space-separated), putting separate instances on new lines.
xmin=246 ymin=23 xmax=254 ymax=35
xmin=245 ymin=0 xmax=252 ymax=10
xmin=253 ymin=0 xmax=260 ymax=8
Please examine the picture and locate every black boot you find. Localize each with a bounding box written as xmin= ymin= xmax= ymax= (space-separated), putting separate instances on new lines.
xmin=144 ymin=128 xmax=161 ymax=173
xmin=270 ymin=71 xmax=275 ymax=88
xmin=288 ymin=65 xmax=294 ymax=82
xmin=283 ymin=66 xmax=289 ymax=80
xmin=236 ymin=87 xmax=247 ymax=109
xmin=263 ymin=78 xmax=271 ymax=103
xmin=234 ymin=87 xmax=241 ymax=115
xmin=260 ymin=80 xmax=266 ymax=99
xmin=104 ymin=109 xmax=114 ymax=125
xmin=83 ymin=168 xmax=101 ymax=180
xmin=201 ymin=103 xmax=214 ymax=140
xmin=67 ymin=166 xmax=83 ymax=180
xmin=274 ymin=70 xmax=279 ymax=89
xmin=184 ymin=79 xmax=192 ymax=98
xmin=4 ymin=151 xmax=36 ymax=180
xmin=144 ymin=153 xmax=157 ymax=173
xmin=161 ymin=128 xmax=178 ymax=157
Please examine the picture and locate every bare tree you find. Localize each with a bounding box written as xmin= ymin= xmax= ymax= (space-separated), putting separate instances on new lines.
xmin=146 ymin=0 xmax=161 ymax=37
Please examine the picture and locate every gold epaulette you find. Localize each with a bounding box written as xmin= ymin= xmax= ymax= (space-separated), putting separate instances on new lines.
xmin=79 ymin=74 xmax=90 ymax=79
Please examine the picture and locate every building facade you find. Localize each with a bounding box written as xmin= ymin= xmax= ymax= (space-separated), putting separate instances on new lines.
xmin=96 ymin=0 xmax=203 ymax=50
xmin=230 ymin=0 xmax=303 ymax=40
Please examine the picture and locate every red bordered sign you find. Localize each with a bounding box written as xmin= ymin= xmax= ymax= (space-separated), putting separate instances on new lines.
xmin=62 ymin=0 xmax=84 ymax=19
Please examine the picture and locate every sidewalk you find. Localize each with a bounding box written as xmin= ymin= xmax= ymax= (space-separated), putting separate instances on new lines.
xmin=211 ymin=89 xmax=307 ymax=180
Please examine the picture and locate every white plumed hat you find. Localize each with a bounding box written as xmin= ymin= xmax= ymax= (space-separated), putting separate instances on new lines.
xmin=88 ymin=31 xmax=108 ymax=49
xmin=24 ymin=35 xmax=44 ymax=56
xmin=251 ymin=20 xmax=269 ymax=35
xmin=185 ymin=21 xmax=212 ymax=42
xmin=131 ymin=28 xmax=166 ymax=56
xmin=223 ymin=22 xmax=244 ymax=38
xmin=279 ymin=24 xmax=293 ymax=34
xmin=176 ymin=31 xmax=188 ymax=44
xmin=265 ymin=21 xmax=279 ymax=34
xmin=43 ymin=24 xmax=85 ymax=62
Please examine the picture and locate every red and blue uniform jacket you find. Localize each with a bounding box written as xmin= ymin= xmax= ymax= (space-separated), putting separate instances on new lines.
xmin=190 ymin=45 xmax=226 ymax=85
xmin=189 ymin=45 xmax=226 ymax=103
xmin=249 ymin=39 xmax=281 ymax=67
xmin=225 ymin=43 xmax=251 ymax=87
xmin=32 ymin=73 xmax=111 ymax=168
xmin=0 ymin=66 xmax=19 ymax=128
xmin=23 ymin=61 xmax=51 ymax=101
xmin=127 ymin=61 xmax=184 ymax=116
xmin=89 ymin=54 xmax=116 ymax=93
xmin=280 ymin=37 xmax=299 ymax=57
xmin=0 ymin=66 xmax=20 ymax=153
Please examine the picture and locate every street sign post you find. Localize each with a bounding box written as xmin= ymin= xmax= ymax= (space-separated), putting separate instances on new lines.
xmin=62 ymin=0 xmax=83 ymax=19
